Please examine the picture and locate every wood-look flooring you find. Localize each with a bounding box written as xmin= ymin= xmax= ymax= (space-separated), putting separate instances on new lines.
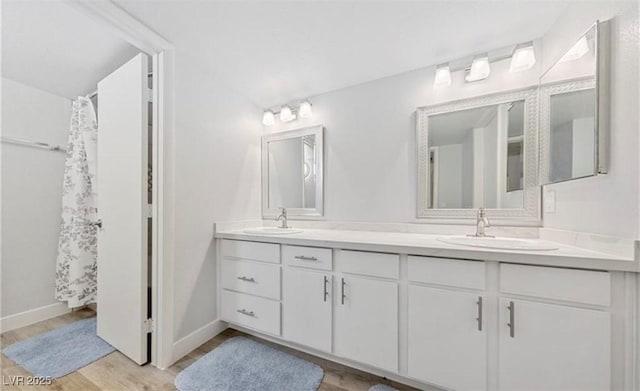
xmin=1 ymin=309 xmax=420 ymax=391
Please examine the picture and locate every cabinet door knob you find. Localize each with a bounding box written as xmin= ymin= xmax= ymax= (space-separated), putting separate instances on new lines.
xmin=476 ymin=296 xmax=483 ymax=331
xmin=323 ymin=276 xmax=329 ymax=302
xmin=237 ymin=309 xmax=255 ymax=317
xmin=507 ymin=301 xmax=515 ymax=338
xmin=294 ymin=255 xmax=318 ymax=261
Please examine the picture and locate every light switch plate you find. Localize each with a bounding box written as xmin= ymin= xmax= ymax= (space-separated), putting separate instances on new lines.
xmin=544 ymin=189 xmax=556 ymax=214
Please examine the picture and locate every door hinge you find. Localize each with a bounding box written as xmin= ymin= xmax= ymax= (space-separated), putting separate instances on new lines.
xmin=144 ymin=318 xmax=154 ymax=333
xmin=147 ymin=204 xmax=153 ymax=218
xmin=147 ymin=88 xmax=153 ymax=103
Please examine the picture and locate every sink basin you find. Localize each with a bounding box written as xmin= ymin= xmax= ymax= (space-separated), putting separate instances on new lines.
xmin=243 ymin=227 xmax=303 ymax=235
xmin=437 ymin=235 xmax=559 ymax=251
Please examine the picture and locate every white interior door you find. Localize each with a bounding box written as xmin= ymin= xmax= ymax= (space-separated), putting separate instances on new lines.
xmin=96 ymin=53 xmax=149 ymax=365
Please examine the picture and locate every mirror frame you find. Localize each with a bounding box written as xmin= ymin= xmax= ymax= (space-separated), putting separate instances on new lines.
xmin=262 ymin=125 xmax=324 ymax=219
xmin=416 ymin=87 xmax=541 ymax=224
xmin=539 ymin=21 xmax=610 ymax=185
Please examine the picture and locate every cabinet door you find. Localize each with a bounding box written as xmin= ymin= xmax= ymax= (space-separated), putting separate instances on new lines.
xmin=408 ymin=286 xmax=487 ymax=391
xmin=334 ymin=275 xmax=398 ymax=372
xmin=499 ymin=299 xmax=610 ymax=391
xmin=282 ymin=268 xmax=332 ymax=352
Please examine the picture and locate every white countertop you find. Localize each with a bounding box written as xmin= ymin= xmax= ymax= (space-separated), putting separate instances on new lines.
xmin=214 ymin=227 xmax=639 ymax=272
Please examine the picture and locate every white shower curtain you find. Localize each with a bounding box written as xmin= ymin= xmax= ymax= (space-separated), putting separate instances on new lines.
xmin=55 ymin=96 xmax=98 ymax=308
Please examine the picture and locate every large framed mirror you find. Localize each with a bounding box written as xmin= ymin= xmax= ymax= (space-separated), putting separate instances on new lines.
xmin=539 ymin=21 xmax=610 ymax=184
xmin=416 ymin=88 xmax=540 ymax=223
xmin=262 ymin=125 xmax=324 ymax=218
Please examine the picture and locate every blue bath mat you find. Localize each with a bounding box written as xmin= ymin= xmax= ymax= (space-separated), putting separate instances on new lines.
xmin=2 ymin=317 xmax=115 ymax=378
xmin=175 ymin=336 xmax=324 ymax=391
xmin=369 ymin=385 xmax=399 ymax=391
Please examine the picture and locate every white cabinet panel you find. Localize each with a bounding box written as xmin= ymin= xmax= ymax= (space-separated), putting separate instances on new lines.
xmin=282 ymin=268 xmax=332 ymax=352
xmin=221 ymin=259 xmax=281 ymax=300
xmin=221 ymin=290 xmax=281 ymax=336
xmin=222 ymin=240 xmax=280 ymax=263
xmin=498 ymin=299 xmax=610 ymax=391
xmin=338 ymin=250 xmax=399 ymax=279
xmin=283 ymin=245 xmax=332 ymax=271
xmin=334 ymin=275 xmax=398 ymax=372
xmin=408 ymin=256 xmax=485 ymax=290
xmin=408 ymin=286 xmax=487 ymax=391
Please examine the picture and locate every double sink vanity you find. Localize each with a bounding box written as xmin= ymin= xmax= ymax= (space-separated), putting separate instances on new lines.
xmin=214 ymin=19 xmax=639 ymax=391
xmin=215 ymin=218 xmax=638 ymax=391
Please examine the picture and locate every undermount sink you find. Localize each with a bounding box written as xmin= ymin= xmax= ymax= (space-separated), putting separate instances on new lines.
xmin=437 ymin=235 xmax=559 ymax=251
xmin=243 ymin=227 xmax=303 ymax=235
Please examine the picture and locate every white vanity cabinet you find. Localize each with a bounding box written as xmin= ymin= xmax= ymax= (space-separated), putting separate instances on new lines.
xmin=407 ymin=256 xmax=488 ymax=390
xmin=217 ymin=237 xmax=633 ymax=391
xmin=498 ymin=264 xmax=612 ymax=391
xmin=282 ymin=267 xmax=332 ymax=352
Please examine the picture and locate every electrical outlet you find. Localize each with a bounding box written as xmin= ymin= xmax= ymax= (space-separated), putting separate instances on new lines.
xmin=544 ymin=189 xmax=556 ymax=214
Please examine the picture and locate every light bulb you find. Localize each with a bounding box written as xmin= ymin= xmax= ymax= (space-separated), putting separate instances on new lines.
xmin=433 ymin=63 xmax=451 ymax=88
xmin=559 ymin=36 xmax=590 ymax=63
xmin=280 ymin=105 xmax=295 ymax=122
xmin=465 ymin=55 xmax=491 ymax=82
xmin=262 ymin=110 xmax=275 ymax=126
xmin=509 ymin=43 xmax=536 ymax=72
xmin=299 ymin=101 xmax=313 ymax=118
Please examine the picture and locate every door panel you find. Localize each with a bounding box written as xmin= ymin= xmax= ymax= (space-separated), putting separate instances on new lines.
xmin=498 ymin=299 xmax=610 ymax=391
xmin=96 ymin=53 xmax=149 ymax=365
xmin=282 ymin=268 xmax=332 ymax=352
xmin=408 ymin=286 xmax=487 ymax=391
xmin=334 ymin=275 xmax=398 ymax=372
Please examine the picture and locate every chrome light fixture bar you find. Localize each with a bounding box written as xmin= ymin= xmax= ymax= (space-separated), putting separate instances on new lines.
xmin=262 ymin=100 xmax=313 ymax=126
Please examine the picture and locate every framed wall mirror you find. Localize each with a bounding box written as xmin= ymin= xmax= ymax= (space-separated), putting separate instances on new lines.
xmin=262 ymin=125 xmax=324 ymax=218
xmin=539 ymin=21 xmax=610 ymax=184
xmin=416 ymin=88 xmax=540 ymax=223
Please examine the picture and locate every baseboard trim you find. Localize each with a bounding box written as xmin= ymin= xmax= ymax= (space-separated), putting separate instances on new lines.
xmin=170 ymin=319 xmax=228 ymax=366
xmin=0 ymin=303 xmax=72 ymax=333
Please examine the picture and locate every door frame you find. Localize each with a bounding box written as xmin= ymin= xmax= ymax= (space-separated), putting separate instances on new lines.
xmin=64 ymin=0 xmax=175 ymax=369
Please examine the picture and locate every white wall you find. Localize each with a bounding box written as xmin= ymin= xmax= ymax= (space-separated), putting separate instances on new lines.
xmin=541 ymin=1 xmax=639 ymax=239
xmin=1 ymin=78 xmax=71 ymax=318
xmin=171 ymin=54 xmax=262 ymax=341
xmin=265 ymin=46 xmax=541 ymax=222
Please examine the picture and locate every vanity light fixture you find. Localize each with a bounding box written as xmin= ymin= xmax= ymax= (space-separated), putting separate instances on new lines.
xmin=298 ymin=100 xmax=313 ymax=118
xmin=262 ymin=110 xmax=275 ymax=126
xmin=559 ymin=36 xmax=590 ymax=63
xmin=509 ymin=42 xmax=536 ymax=72
xmin=465 ymin=54 xmax=491 ymax=82
xmin=262 ymin=100 xmax=313 ymax=126
xmin=280 ymin=105 xmax=296 ymax=122
xmin=433 ymin=63 xmax=452 ymax=88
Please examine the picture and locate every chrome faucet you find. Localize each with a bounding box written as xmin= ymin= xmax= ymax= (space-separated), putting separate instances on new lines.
xmin=276 ymin=208 xmax=289 ymax=229
xmin=469 ymin=208 xmax=494 ymax=237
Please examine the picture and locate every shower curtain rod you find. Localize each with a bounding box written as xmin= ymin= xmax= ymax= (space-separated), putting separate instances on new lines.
xmin=1 ymin=136 xmax=67 ymax=153
xmin=87 ymin=72 xmax=153 ymax=99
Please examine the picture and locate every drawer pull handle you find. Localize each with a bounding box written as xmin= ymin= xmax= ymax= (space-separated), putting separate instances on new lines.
xmin=237 ymin=276 xmax=256 ymax=283
xmin=341 ymin=278 xmax=347 ymax=305
xmin=295 ymin=255 xmax=318 ymax=261
xmin=323 ymin=276 xmax=329 ymax=302
xmin=237 ymin=309 xmax=255 ymax=317
xmin=507 ymin=301 xmax=515 ymax=338
xmin=476 ymin=296 xmax=483 ymax=331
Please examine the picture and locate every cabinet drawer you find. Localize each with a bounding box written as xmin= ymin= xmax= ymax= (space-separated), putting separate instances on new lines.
xmin=283 ymin=245 xmax=332 ymax=271
xmin=221 ymin=290 xmax=280 ymax=336
xmin=221 ymin=240 xmax=280 ymax=264
xmin=221 ymin=259 xmax=281 ymax=300
xmin=338 ymin=250 xmax=399 ymax=279
xmin=500 ymin=264 xmax=611 ymax=306
xmin=408 ymin=256 xmax=486 ymax=290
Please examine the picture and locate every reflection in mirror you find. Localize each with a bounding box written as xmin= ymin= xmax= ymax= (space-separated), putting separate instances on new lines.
xmin=262 ymin=126 xmax=324 ymax=217
xmin=268 ymin=135 xmax=317 ymax=208
xmin=427 ymin=100 xmax=525 ymax=210
xmin=540 ymin=22 xmax=605 ymax=184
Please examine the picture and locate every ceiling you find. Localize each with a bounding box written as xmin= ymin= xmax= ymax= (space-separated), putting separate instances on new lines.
xmin=116 ymin=0 xmax=570 ymax=108
xmin=2 ymin=0 xmax=140 ymax=99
